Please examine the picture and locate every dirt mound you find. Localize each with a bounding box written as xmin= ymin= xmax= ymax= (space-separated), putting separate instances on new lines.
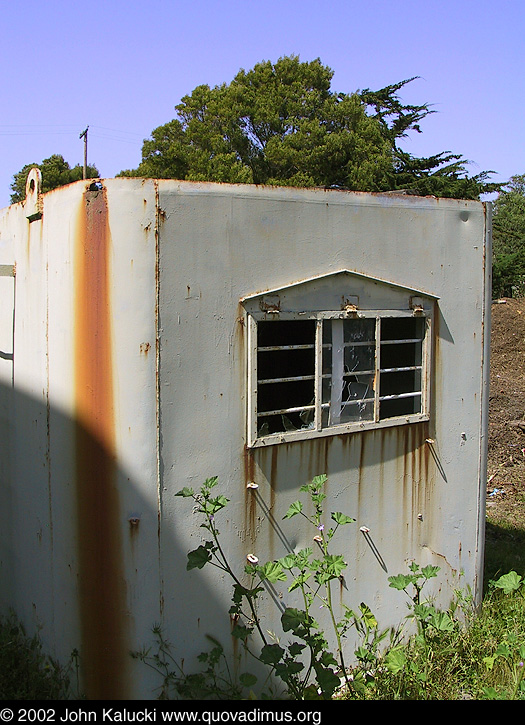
xmin=487 ymin=297 xmax=525 ymax=525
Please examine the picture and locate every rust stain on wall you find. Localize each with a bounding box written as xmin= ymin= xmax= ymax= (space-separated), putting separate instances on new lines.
xmin=243 ymin=445 xmax=257 ymax=543
xmin=266 ymin=446 xmax=279 ymax=559
xmin=74 ymin=186 xmax=130 ymax=700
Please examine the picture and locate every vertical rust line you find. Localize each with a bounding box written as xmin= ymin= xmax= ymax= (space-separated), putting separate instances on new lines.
xmin=154 ymin=181 xmax=164 ymax=617
xmin=74 ymin=187 xmax=129 ymax=700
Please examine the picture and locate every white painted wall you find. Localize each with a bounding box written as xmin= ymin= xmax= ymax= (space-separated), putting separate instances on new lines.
xmin=0 ymin=177 xmax=490 ymax=699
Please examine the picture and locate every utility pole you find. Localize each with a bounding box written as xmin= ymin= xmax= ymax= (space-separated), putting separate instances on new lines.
xmin=79 ymin=126 xmax=89 ymax=179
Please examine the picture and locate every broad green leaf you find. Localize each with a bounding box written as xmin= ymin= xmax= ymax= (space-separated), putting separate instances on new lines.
xmin=388 ymin=573 xmax=414 ymax=591
xmin=324 ymin=554 xmax=346 ymax=578
xmin=303 ymin=684 xmax=323 ymax=700
xmin=311 ymin=492 xmax=326 ymax=505
xmin=294 ymin=548 xmax=313 ymax=567
xmin=320 ymin=650 xmax=338 ymax=667
xmin=282 ymin=607 xmax=310 ymax=633
xmin=231 ymin=624 xmax=252 ymax=640
xmin=483 ymin=656 xmax=495 ymax=671
xmin=385 ymin=648 xmax=406 ymax=674
xmin=259 ymin=561 xmax=287 ymax=583
xmin=203 ymin=495 xmax=229 ymax=515
xmin=259 ymin=643 xmax=285 ymax=666
xmin=175 ymin=487 xmax=194 ymax=497
xmin=314 ymin=570 xmax=331 ymax=585
xmin=493 ymin=571 xmax=523 ymax=595
xmin=186 ymin=545 xmax=212 ymax=570
xmin=203 ymin=476 xmax=219 ymax=489
xmin=331 ymin=511 xmax=356 ymax=525
xmin=359 ymin=602 xmax=378 ymax=629
xmin=348 ymin=670 xmax=368 ymax=695
xmin=283 ymin=500 xmax=303 ymax=519
xmin=232 ymin=583 xmax=250 ymax=603
xmin=414 ymin=603 xmax=433 ymax=621
xmin=429 ymin=610 xmax=454 ymax=632
xmin=421 ymin=565 xmax=440 ymax=580
xmin=278 ymin=554 xmax=297 ymax=570
xmin=239 ymin=673 xmax=257 ymax=687
xmin=355 ymin=646 xmax=372 ymax=662
xmin=314 ymin=664 xmax=340 ymax=698
xmin=483 ymin=686 xmax=506 ymax=699
xmin=275 ymin=660 xmax=304 ymax=677
xmin=288 ymin=571 xmax=312 ymax=592
xmin=288 ymin=642 xmax=306 ymax=657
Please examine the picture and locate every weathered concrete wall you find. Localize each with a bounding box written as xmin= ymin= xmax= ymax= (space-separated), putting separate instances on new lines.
xmin=156 ymin=182 xmax=490 ymax=675
xmin=0 ymin=175 xmax=161 ymax=698
xmin=0 ymin=176 xmax=490 ymax=699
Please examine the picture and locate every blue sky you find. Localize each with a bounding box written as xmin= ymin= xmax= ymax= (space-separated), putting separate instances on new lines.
xmin=1 ymin=0 xmax=523 ymax=209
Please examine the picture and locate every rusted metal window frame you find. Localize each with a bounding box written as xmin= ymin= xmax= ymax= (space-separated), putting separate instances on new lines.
xmin=247 ymin=308 xmax=432 ymax=448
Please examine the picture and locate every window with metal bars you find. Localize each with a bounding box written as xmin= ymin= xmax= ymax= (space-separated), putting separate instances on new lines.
xmin=247 ymin=310 xmax=431 ymax=447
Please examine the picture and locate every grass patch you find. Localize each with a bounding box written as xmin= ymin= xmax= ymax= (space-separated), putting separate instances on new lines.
xmin=2 ymin=513 xmax=523 ymax=701
xmin=0 ymin=613 xmax=75 ymax=700
xmin=339 ymin=521 xmax=525 ymax=701
xmin=484 ymin=519 xmax=525 ymax=584
xmin=346 ymin=576 xmax=525 ymax=700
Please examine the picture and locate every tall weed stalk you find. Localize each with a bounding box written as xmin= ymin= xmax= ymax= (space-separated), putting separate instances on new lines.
xmin=174 ymin=475 xmax=359 ymax=699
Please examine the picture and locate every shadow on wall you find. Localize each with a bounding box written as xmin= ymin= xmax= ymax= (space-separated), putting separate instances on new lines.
xmin=0 ymin=385 xmax=456 ymax=701
xmin=0 ymin=380 xmax=227 ymax=701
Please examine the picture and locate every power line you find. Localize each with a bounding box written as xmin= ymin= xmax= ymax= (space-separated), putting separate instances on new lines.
xmin=90 ymin=125 xmax=143 ymax=138
xmin=0 ymin=130 xmax=78 ymax=136
xmin=0 ymin=124 xmax=144 ymax=140
xmin=89 ymin=131 xmax=141 ymax=145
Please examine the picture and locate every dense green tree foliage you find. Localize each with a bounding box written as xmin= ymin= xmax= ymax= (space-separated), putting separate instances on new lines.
xmin=10 ymin=154 xmax=99 ymax=203
xmin=492 ymin=174 xmax=525 ymax=297
xmin=119 ymin=56 xmax=497 ymax=200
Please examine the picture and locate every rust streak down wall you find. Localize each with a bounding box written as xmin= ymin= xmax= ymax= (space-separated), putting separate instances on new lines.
xmin=74 ymin=187 xmax=129 ymax=699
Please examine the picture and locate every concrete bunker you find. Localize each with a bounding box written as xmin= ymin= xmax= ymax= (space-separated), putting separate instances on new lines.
xmin=0 ymin=175 xmax=491 ymax=698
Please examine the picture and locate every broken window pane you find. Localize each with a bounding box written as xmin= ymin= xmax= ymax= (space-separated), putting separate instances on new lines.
xmin=323 ymin=318 xmax=375 ymax=426
xmin=343 ymin=317 xmax=375 ymax=344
